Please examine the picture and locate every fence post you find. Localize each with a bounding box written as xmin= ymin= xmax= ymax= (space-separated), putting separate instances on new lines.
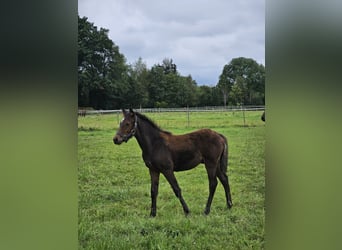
xmin=241 ymin=105 xmax=246 ymax=127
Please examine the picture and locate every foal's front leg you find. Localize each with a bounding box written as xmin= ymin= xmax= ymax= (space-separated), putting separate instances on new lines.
xmin=149 ymin=169 xmax=160 ymax=217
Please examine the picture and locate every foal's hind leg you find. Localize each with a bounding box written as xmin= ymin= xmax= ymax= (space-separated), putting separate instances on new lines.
xmin=162 ymin=170 xmax=190 ymax=215
xmin=149 ymin=169 xmax=160 ymax=217
xmin=216 ymin=167 xmax=233 ymax=209
xmin=204 ymin=163 xmax=218 ymax=215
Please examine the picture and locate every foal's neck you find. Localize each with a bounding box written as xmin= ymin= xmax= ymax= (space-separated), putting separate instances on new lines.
xmin=134 ymin=118 xmax=162 ymax=155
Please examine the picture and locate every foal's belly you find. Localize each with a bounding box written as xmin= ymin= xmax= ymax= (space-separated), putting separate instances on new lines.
xmin=173 ymin=151 xmax=203 ymax=172
xmin=174 ymin=163 xmax=202 ymax=172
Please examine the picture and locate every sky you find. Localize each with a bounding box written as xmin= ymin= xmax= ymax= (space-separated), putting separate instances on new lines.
xmin=78 ymin=0 xmax=265 ymax=86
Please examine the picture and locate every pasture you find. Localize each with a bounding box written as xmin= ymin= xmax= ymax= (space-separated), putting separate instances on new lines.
xmin=78 ymin=110 xmax=265 ymax=249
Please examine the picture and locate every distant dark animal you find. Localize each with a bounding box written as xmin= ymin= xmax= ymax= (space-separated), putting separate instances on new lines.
xmin=113 ymin=108 xmax=233 ymax=217
xmin=261 ymin=111 xmax=265 ymax=122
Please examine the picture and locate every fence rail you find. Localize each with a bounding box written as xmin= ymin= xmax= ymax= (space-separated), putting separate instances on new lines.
xmin=78 ymin=106 xmax=265 ymax=116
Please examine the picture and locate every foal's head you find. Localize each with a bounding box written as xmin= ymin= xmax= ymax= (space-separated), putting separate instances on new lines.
xmin=113 ymin=108 xmax=137 ymax=145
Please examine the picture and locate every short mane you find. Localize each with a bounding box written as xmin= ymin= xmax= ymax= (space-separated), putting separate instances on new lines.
xmin=135 ymin=112 xmax=172 ymax=135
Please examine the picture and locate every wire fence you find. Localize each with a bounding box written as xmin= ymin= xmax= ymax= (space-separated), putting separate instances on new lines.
xmin=78 ymin=106 xmax=265 ymax=128
xmin=78 ymin=106 xmax=265 ymax=116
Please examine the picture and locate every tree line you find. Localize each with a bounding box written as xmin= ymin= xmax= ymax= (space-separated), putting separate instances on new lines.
xmin=78 ymin=16 xmax=265 ymax=110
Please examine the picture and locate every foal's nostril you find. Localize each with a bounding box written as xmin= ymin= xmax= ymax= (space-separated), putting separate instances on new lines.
xmin=113 ymin=136 xmax=122 ymax=145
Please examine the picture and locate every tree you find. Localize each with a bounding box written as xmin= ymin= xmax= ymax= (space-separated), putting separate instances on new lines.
xmin=217 ymin=64 xmax=234 ymax=107
xmin=78 ymin=15 xmax=128 ymax=109
xmin=147 ymin=64 xmax=166 ymax=107
xmin=147 ymin=58 xmax=192 ymax=108
xmin=161 ymin=58 xmax=177 ymax=74
xmin=180 ymin=75 xmax=198 ymax=107
xmin=197 ymin=86 xmax=213 ymax=106
xmin=126 ymin=57 xmax=149 ymax=107
xmin=217 ymin=57 xmax=265 ymax=106
xmin=230 ymin=76 xmax=247 ymax=105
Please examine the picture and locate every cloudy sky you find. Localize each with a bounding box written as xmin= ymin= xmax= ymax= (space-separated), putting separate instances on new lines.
xmin=78 ymin=0 xmax=264 ymax=85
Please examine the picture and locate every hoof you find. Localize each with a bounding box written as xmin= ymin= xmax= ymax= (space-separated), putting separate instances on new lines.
xmin=228 ymin=201 xmax=233 ymax=209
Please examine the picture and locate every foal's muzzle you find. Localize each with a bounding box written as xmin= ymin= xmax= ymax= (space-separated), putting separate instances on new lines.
xmin=113 ymin=132 xmax=132 ymax=145
xmin=113 ymin=134 xmax=125 ymax=145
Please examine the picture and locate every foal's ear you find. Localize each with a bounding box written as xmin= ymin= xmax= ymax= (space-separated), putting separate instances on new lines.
xmin=122 ymin=108 xmax=126 ymax=115
xmin=129 ymin=108 xmax=135 ymax=115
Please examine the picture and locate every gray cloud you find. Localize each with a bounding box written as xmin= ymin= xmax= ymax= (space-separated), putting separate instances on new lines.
xmin=79 ymin=0 xmax=264 ymax=85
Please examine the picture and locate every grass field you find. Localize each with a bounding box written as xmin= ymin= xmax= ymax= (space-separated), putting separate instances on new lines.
xmin=78 ymin=111 xmax=265 ymax=249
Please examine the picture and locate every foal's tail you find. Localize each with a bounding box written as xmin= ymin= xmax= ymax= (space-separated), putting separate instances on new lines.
xmin=219 ymin=134 xmax=228 ymax=173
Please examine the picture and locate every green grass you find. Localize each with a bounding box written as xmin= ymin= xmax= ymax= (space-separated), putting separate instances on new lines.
xmin=78 ymin=111 xmax=265 ymax=249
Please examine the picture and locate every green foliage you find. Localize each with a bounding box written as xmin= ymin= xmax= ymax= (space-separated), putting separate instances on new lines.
xmin=78 ymin=16 xmax=128 ymax=109
xmin=78 ymin=111 xmax=265 ymax=249
xmin=218 ymin=57 xmax=265 ymax=106
xmin=78 ymin=16 xmax=265 ymax=109
xmin=230 ymin=76 xmax=247 ymax=106
xmin=161 ymin=58 xmax=177 ymax=75
xmin=126 ymin=57 xmax=150 ymax=107
xmin=146 ymin=62 xmax=198 ymax=108
xmin=197 ymin=85 xmax=222 ymax=106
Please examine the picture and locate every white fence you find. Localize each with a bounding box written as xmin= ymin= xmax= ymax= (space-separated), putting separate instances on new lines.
xmin=78 ymin=106 xmax=265 ymax=116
